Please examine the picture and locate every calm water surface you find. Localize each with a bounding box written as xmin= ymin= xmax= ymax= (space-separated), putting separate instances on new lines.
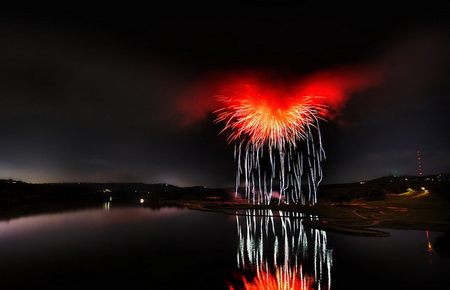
xmin=0 ymin=206 xmax=448 ymax=289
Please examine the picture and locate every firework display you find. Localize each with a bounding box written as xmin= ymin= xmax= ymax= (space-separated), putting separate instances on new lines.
xmin=215 ymin=78 xmax=329 ymax=205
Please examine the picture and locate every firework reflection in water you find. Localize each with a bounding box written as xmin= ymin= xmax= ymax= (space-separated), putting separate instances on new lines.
xmin=230 ymin=210 xmax=333 ymax=290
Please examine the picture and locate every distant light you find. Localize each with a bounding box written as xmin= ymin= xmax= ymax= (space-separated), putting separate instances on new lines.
xmin=359 ymin=181 xmax=366 ymax=185
xmin=421 ymin=187 xmax=426 ymax=191
xmin=405 ymin=178 xmax=408 ymax=181
xmin=140 ymin=198 xmax=145 ymax=204
xmin=109 ymin=196 xmax=113 ymax=201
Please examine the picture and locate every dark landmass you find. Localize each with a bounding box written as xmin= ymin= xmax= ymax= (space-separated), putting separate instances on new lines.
xmin=183 ymin=174 xmax=450 ymax=236
xmin=0 ymin=179 xmax=230 ymax=220
xmin=319 ymin=174 xmax=450 ymax=202
xmin=1 ymin=174 xmax=449 ymax=237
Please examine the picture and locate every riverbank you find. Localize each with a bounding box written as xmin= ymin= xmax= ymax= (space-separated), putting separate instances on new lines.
xmin=177 ymin=193 xmax=450 ymax=237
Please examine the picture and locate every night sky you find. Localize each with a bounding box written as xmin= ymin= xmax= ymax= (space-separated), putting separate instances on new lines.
xmin=0 ymin=3 xmax=449 ymax=186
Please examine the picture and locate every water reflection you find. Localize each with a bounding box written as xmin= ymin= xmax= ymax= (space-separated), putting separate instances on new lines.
xmin=103 ymin=201 xmax=111 ymax=210
xmin=231 ymin=210 xmax=333 ymax=290
xmin=425 ymin=230 xmax=433 ymax=253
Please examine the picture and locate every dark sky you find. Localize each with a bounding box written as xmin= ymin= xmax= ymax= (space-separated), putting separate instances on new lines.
xmin=0 ymin=2 xmax=449 ymax=186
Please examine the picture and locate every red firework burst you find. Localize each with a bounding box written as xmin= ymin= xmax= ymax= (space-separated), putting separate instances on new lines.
xmin=215 ymin=79 xmax=329 ymax=150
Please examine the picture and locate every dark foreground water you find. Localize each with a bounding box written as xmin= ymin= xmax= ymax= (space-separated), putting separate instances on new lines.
xmin=0 ymin=205 xmax=448 ymax=289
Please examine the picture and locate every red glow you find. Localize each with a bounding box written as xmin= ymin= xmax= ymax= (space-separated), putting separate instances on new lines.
xmin=229 ymin=269 xmax=315 ymax=290
xmin=294 ymin=67 xmax=383 ymax=113
xmin=177 ymin=67 xmax=382 ymax=127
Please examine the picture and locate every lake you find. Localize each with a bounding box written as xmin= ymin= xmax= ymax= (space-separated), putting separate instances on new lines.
xmin=0 ymin=205 xmax=448 ymax=289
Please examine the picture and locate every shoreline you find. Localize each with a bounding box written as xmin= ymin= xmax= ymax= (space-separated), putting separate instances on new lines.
xmin=1 ymin=194 xmax=449 ymax=237
xmin=178 ymin=195 xmax=450 ymax=236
